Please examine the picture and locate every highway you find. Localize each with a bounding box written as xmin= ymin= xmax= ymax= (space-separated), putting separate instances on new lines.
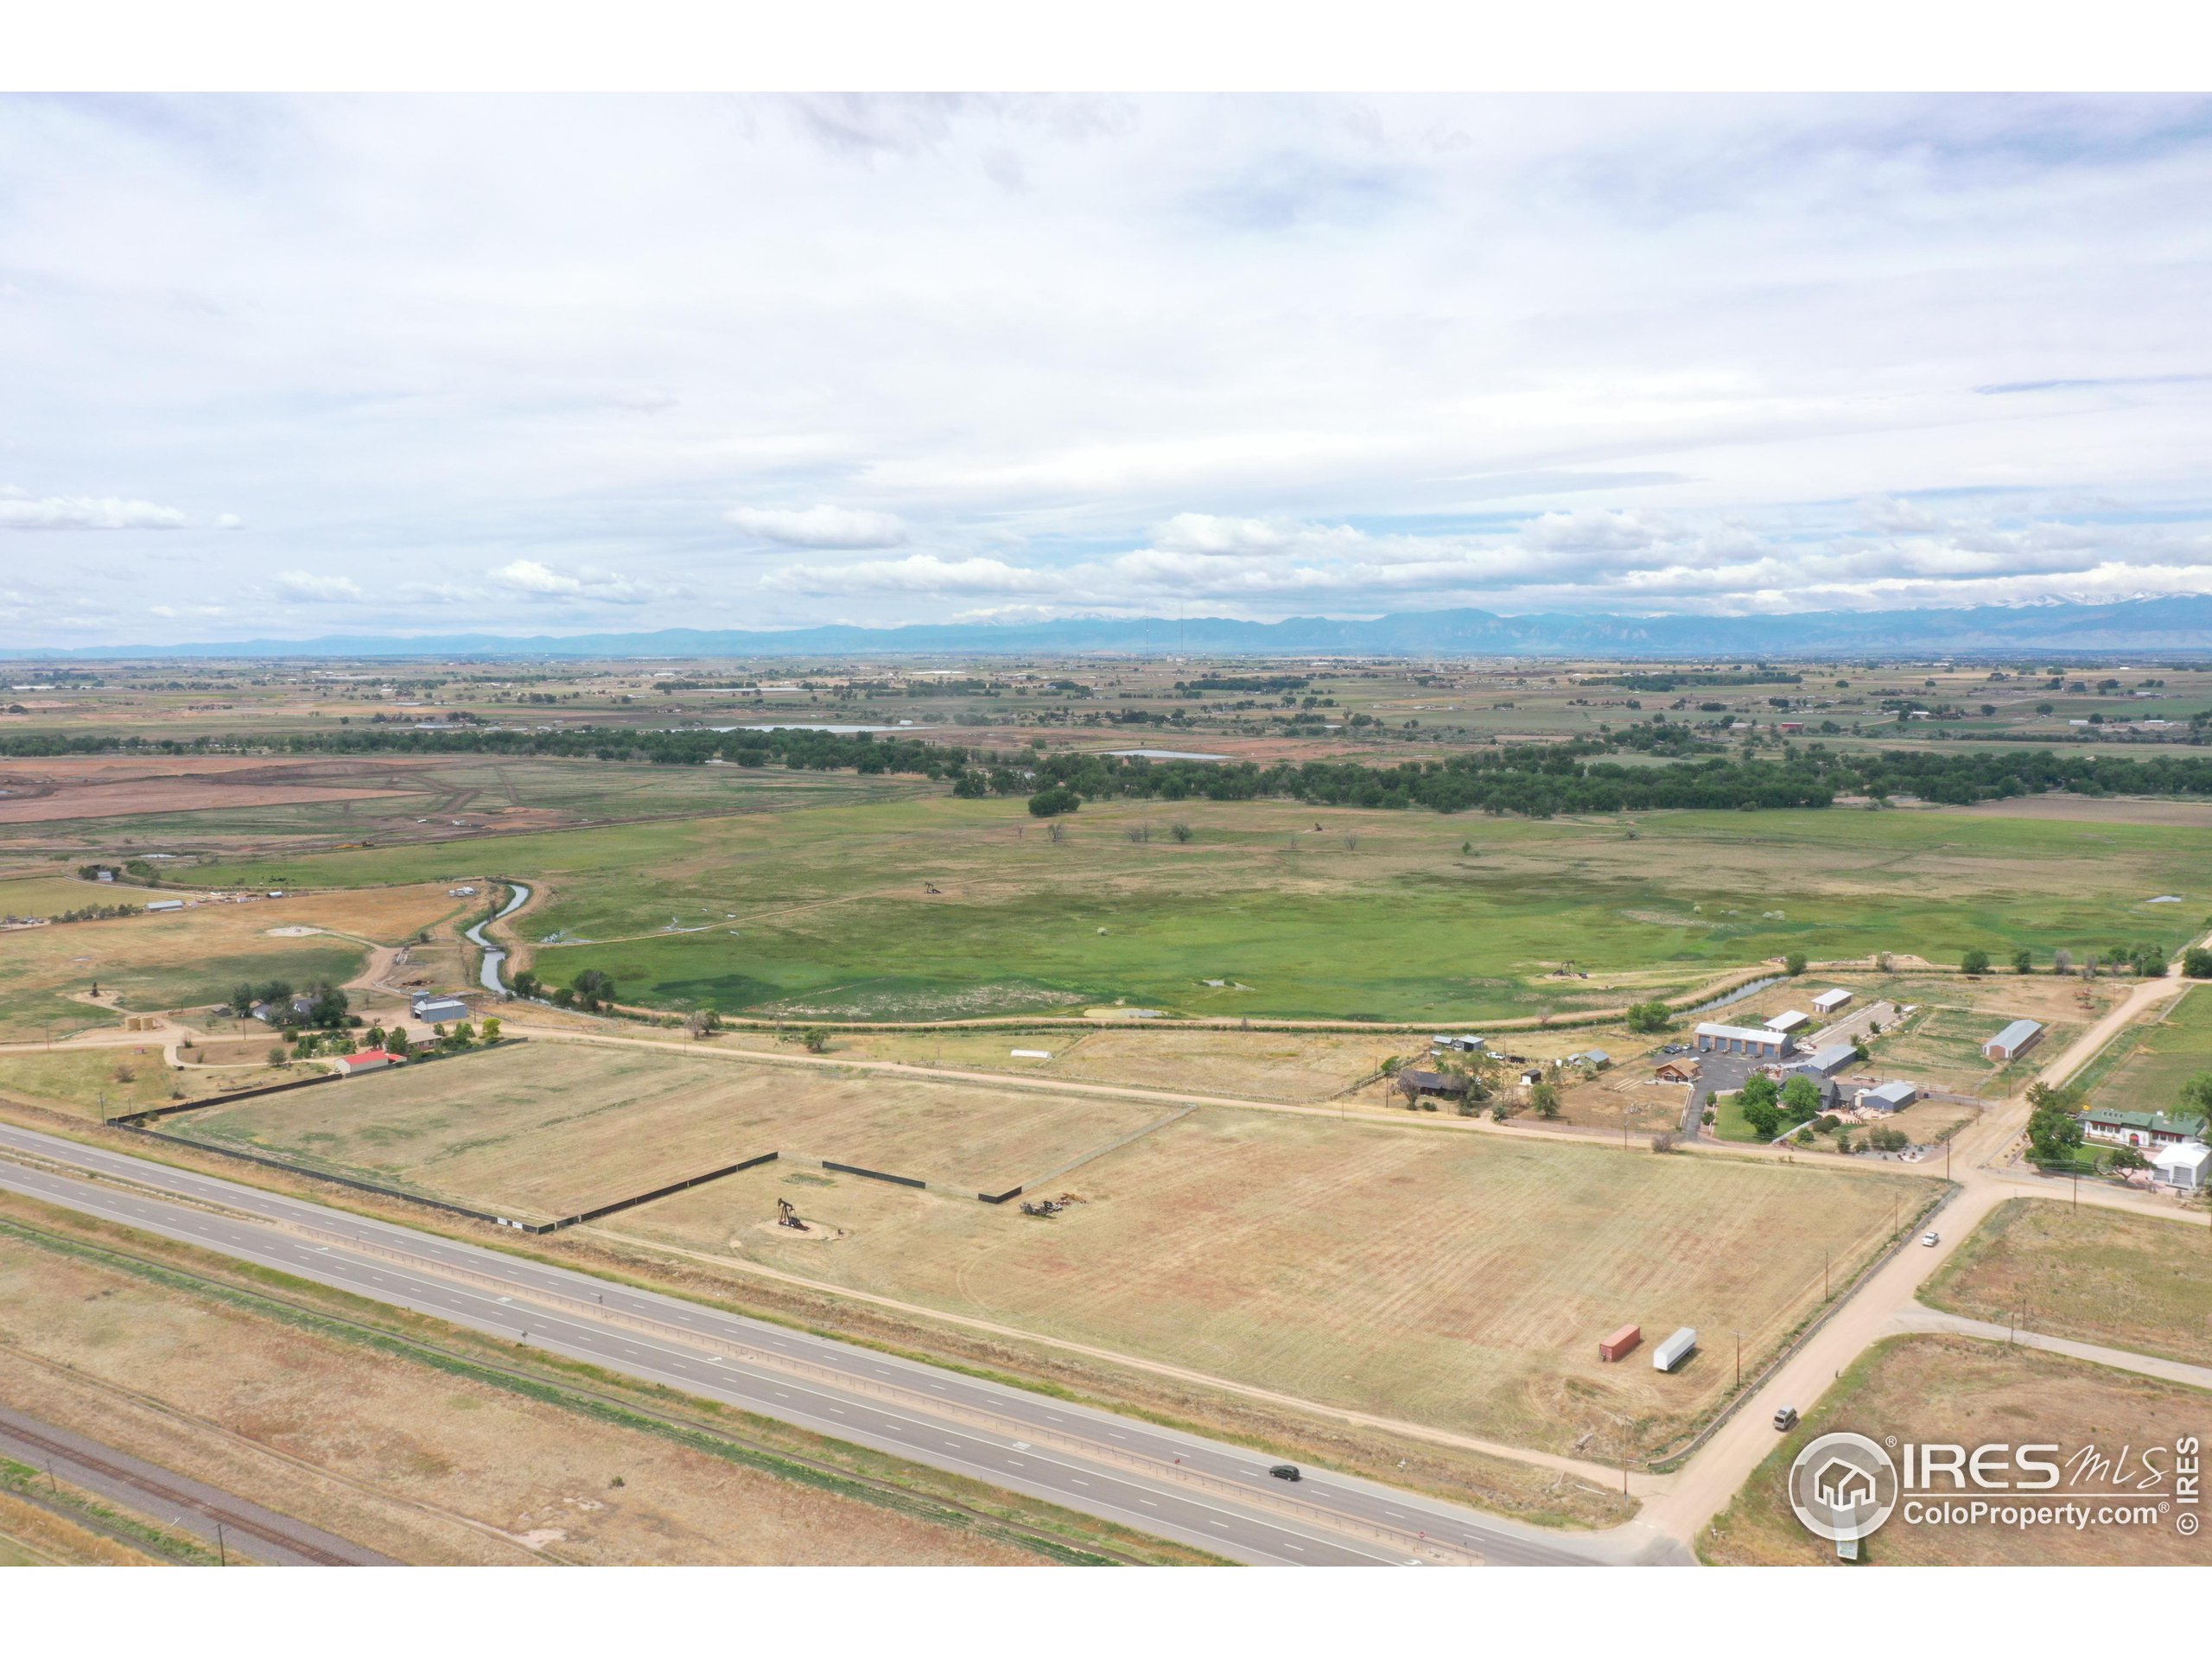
xmin=0 ymin=1122 xmax=1613 ymax=1567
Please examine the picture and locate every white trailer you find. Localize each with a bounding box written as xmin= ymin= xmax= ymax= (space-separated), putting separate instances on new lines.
xmin=1652 ymin=1326 xmax=1698 ymax=1372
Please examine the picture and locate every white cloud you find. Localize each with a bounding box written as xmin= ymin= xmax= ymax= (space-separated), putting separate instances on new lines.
xmin=0 ymin=492 xmax=188 ymax=531
xmin=273 ymin=571 xmax=364 ymax=602
xmin=214 ymin=512 xmax=244 ymax=530
xmin=726 ymin=505 xmax=911 ymax=550
xmin=490 ymin=560 xmax=658 ymax=604
xmin=7 ymin=94 xmax=2212 ymax=640
xmin=764 ymin=554 xmax=1058 ymax=595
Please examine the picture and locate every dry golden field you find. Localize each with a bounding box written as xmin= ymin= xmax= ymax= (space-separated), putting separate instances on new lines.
xmin=620 ymin=1105 xmax=1929 ymax=1459
xmin=1703 ymin=1335 xmax=2212 ymax=1566
xmin=0 ymin=1224 xmax=1043 ymax=1565
xmin=1924 ymin=1199 xmax=2212 ymax=1367
xmin=175 ymin=1041 xmax=1165 ymax=1222
xmin=805 ymin=1024 xmax=1406 ymax=1101
xmin=0 ymin=1047 xmax=299 ymax=1121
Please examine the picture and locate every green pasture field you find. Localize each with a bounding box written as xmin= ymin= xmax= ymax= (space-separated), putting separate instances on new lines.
xmin=177 ymin=792 xmax=2212 ymax=1024
xmin=2078 ymin=985 xmax=2212 ymax=1116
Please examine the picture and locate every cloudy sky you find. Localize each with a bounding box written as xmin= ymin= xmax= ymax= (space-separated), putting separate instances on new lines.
xmin=4 ymin=92 xmax=2212 ymax=645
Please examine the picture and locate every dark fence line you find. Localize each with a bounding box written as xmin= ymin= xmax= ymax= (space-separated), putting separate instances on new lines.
xmin=821 ymin=1160 xmax=926 ymax=1190
xmin=548 ymin=1152 xmax=781 ymax=1230
xmin=978 ymin=1185 xmax=1024 ymax=1205
xmin=118 ymin=1039 xmax=526 ymax=1127
xmin=115 ymin=1122 xmax=539 ymax=1230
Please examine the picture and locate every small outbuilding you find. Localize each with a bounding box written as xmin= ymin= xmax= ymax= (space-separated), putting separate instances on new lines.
xmin=145 ymin=899 xmax=184 ymax=912
xmin=1653 ymin=1057 xmax=1702 ymax=1083
xmin=1812 ymin=988 xmax=1853 ymax=1015
xmin=1789 ymin=1042 xmax=1859 ymax=1081
xmin=2151 ymin=1141 xmax=2211 ymax=1193
xmin=411 ymin=994 xmax=472 ymax=1024
xmin=333 ymin=1050 xmax=396 ymax=1077
xmin=1569 ymin=1048 xmax=1612 ymax=1071
xmin=1984 ymin=1019 xmax=2044 ymax=1062
xmin=1857 ymin=1080 xmax=1919 ymax=1112
xmin=1765 ymin=1010 xmax=1808 ymax=1034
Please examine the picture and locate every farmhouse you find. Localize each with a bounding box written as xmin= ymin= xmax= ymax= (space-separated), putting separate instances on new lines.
xmin=1695 ymin=1021 xmax=1794 ymax=1059
xmin=1789 ymin=1042 xmax=1859 ymax=1081
xmin=411 ymin=994 xmax=472 ymax=1024
xmin=2082 ymin=1107 xmax=2209 ymax=1150
xmin=1856 ymin=1080 xmax=1919 ymax=1112
xmin=1765 ymin=1010 xmax=1808 ymax=1034
xmin=1653 ymin=1057 xmax=1701 ymax=1083
xmin=1395 ymin=1068 xmax=1468 ymax=1101
xmin=332 ymin=1050 xmax=397 ymax=1077
xmin=2152 ymin=1142 xmax=2211 ymax=1193
xmin=1983 ymin=1019 xmax=2044 ymax=1062
xmin=1812 ymin=988 xmax=1853 ymax=1015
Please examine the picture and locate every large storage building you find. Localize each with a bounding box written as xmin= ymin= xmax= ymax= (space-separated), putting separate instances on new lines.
xmin=1983 ymin=1019 xmax=2044 ymax=1062
xmin=1694 ymin=1021 xmax=1793 ymax=1059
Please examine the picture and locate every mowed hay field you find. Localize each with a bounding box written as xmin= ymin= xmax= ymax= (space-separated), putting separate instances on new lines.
xmin=810 ymin=1025 xmax=1404 ymax=1101
xmin=0 ymin=881 xmax=467 ymax=1041
xmin=0 ymin=1224 xmax=1040 ymax=1565
xmin=1924 ymin=1199 xmax=2212 ymax=1368
xmin=181 ymin=794 xmax=2212 ymax=1023
xmin=618 ymin=1109 xmax=1929 ymax=1459
xmin=175 ymin=1041 xmax=1165 ymax=1224
xmin=1704 ymin=1336 xmax=2212 ymax=1566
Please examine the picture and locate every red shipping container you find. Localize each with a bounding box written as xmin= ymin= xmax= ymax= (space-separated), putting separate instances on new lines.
xmin=1598 ymin=1324 xmax=1641 ymax=1363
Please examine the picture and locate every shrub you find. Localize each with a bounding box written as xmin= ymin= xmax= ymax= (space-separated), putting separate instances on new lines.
xmin=2182 ymin=946 xmax=2212 ymax=981
xmin=1961 ymin=948 xmax=1991 ymax=976
xmin=1027 ymin=785 xmax=1080 ymax=818
xmin=1783 ymin=953 xmax=1807 ymax=976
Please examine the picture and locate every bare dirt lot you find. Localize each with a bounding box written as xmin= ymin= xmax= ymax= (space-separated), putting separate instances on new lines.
xmin=174 ymin=1040 xmax=1165 ymax=1223
xmin=1702 ymin=1335 xmax=2212 ymax=1566
xmin=620 ymin=1105 xmax=1928 ymax=1459
xmin=0 ymin=1223 xmax=1042 ymax=1565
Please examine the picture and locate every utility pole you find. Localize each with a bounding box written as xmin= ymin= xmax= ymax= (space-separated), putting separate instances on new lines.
xmin=1732 ymin=1329 xmax=1743 ymax=1388
xmin=1823 ymin=1250 xmax=1830 ymax=1301
xmin=215 ymin=1522 xmax=226 ymax=1567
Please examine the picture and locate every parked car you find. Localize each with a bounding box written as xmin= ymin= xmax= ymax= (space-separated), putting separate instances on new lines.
xmin=1268 ymin=1464 xmax=1301 ymax=1482
xmin=1772 ymin=1406 xmax=1799 ymax=1431
xmin=1922 ymin=1230 xmax=1941 ymax=1248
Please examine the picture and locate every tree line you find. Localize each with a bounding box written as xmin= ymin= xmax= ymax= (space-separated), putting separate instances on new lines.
xmin=9 ymin=721 xmax=2212 ymax=819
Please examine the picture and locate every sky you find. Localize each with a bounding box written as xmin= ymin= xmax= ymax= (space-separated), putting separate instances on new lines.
xmin=3 ymin=92 xmax=2212 ymax=645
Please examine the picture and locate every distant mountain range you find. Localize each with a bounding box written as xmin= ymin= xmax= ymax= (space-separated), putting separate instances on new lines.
xmin=7 ymin=596 xmax=2212 ymax=661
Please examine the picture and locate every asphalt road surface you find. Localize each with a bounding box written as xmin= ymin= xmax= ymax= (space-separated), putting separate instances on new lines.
xmin=0 ymin=1122 xmax=1611 ymax=1567
xmin=0 ymin=1402 xmax=391 ymax=1566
